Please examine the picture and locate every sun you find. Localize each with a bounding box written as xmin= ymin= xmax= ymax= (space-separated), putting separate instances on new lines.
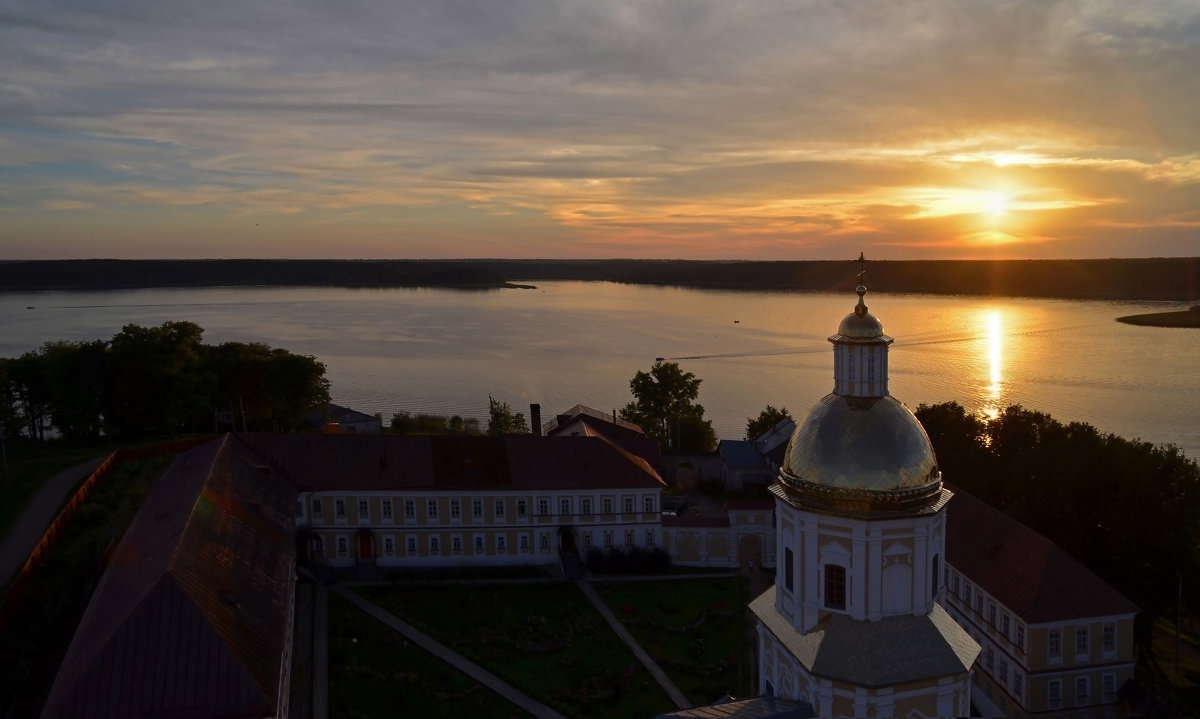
xmin=982 ymin=191 xmax=1010 ymax=218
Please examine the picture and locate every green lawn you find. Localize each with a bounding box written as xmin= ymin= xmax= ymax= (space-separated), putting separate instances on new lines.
xmin=594 ymin=578 xmax=754 ymax=706
xmin=329 ymin=591 xmax=531 ymax=719
xmin=0 ymin=440 xmax=116 ymax=537
xmin=0 ymin=455 xmax=166 ymax=717
xmin=355 ymin=583 xmax=676 ymax=718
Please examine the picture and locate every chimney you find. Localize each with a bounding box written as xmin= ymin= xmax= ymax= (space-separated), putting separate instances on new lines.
xmin=530 ymin=403 xmax=542 ymax=437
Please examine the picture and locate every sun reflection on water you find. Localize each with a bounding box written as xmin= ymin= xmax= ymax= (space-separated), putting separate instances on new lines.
xmin=982 ymin=310 xmax=1003 ymax=421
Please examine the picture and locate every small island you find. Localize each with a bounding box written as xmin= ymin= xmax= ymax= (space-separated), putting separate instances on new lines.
xmin=1116 ymin=304 xmax=1200 ymax=327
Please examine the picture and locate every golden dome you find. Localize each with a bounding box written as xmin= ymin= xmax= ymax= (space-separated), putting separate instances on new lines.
xmin=777 ymin=393 xmax=942 ymax=515
xmin=835 ymin=285 xmax=885 ymax=340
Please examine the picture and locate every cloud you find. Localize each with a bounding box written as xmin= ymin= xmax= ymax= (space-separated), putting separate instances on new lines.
xmin=1 ymin=0 xmax=1198 ymax=259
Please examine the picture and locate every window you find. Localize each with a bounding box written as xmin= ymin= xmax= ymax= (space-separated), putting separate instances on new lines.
xmin=1002 ymin=613 xmax=1011 ymax=638
xmin=540 ymin=534 xmax=550 ymax=552
xmin=473 ymin=499 xmax=483 ymax=519
xmin=1076 ymin=627 xmax=1089 ymax=657
xmin=335 ymin=499 xmax=346 ymax=519
xmin=516 ymin=499 xmax=527 ymax=517
xmin=868 ymin=353 xmax=876 ymax=381
xmin=998 ymin=658 xmax=1008 ymax=688
xmin=538 ymin=498 xmax=549 ymax=516
xmin=452 ymin=536 xmax=462 ymax=555
xmin=357 ymin=498 xmax=369 ymax=521
xmin=496 ymin=535 xmax=507 ymax=552
xmin=644 ymin=496 xmax=654 ymax=512
xmin=404 ymin=499 xmax=415 ymax=519
xmin=951 ymin=572 xmax=959 ymax=595
xmin=1075 ymin=676 xmax=1089 ymax=703
xmin=1016 ymin=624 xmax=1026 ymax=649
xmin=382 ymin=499 xmax=393 ymax=520
xmin=604 ymin=531 xmax=613 ymax=548
xmin=824 ymin=564 xmax=846 ymax=610
xmin=336 ymin=536 xmax=348 ymax=556
xmin=1102 ymin=673 xmax=1116 ymax=700
xmin=495 ymin=499 xmax=505 ymax=519
xmin=312 ymin=536 xmax=324 ymax=557
xmin=312 ymin=498 xmax=323 ymax=517
xmin=427 ymin=500 xmax=438 ymax=519
xmin=975 ymin=593 xmax=983 ymax=615
xmin=474 ymin=535 xmax=484 ymax=552
xmin=964 ymin=584 xmax=972 ymax=606
xmin=1047 ymin=680 xmax=1062 ymax=709
xmin=450 ymin=499 xmax=461 ymax=519
xmin=384 ymin=536 xmax=394 ymax=556
xmin=645 ymin=529 xmax=655 ymax=547
xmin=430 ymin=536 xmax=440 ymax=555
xmin=988 ymin=602 xmax=997 ymax=627
xmin=406 ymin=536 xmax=417 ymax=555
xmin=623 ymin=496 xmax=634 ymax=513
xmin=583 ymin=532 xmax=592 ymax=549
xmin=519 ymin=534 xmax=530 ymax=552
xmin=1102 ymin=623 xmax=1116 ymax=654
xmin=1013 ymin=671 xmax=1024 ymax=699
xmin=1048 ymin=630 xmax=1062 ymax=660
xmin=785 ymin=548 xmax=795 ymax=591
xmin=624 ymin=529 xmax=634 ymax=547
xmin=295 ymin=500 xmax=304 ymax=519
xmin=931 ymin=554 xmax=940 ymax=596
xmin=986 ymin=646 xmax=994 ymax=672
xmin=581 ymin=497 xmax=592 ymax=514
xmin=560 ymin=498 xmax=571 ymax=515
xmin=602 ymin=497 xmax=614 ymax=514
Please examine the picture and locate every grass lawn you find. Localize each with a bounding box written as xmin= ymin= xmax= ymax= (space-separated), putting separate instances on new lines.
xmin=594 ymin=578 xmax=753 ymax=706
xmin=329 ymin=591 xmax=530 ymax=719
xmin=0 ymin=455 xmax=167 ymax=717
xmin=356 ymin=583 xmax=676 ymax=718
xmin=0 ymin=440 xmax=117 ymax=537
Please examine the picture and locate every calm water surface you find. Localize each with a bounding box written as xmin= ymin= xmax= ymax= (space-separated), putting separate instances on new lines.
xmin=2 ymin=282 xmax=1197 ymax=459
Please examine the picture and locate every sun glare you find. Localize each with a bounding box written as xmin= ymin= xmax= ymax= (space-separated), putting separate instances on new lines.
xmin=983 ymin=191 xmax=1009 ymax=218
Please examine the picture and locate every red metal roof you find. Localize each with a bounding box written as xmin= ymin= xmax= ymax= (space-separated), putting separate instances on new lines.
xmin=42 ymin=437 xmax=295 ymax=719
xmin=945 ymin=486 xmax=1138 ymax=624
xmin=238 ymin=433 xmax=665 ymax=492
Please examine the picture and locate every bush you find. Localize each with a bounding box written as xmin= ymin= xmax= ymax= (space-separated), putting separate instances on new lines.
xmin=585 ymin=546 xmax=671 ymax=575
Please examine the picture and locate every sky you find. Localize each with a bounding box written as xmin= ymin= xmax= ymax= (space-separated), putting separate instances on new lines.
xmin=1 ymin=1 xmax=1199 ymax=260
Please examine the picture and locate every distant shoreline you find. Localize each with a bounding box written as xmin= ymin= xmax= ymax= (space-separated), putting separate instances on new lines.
xmin=2 ymin=257 xmax=1198 ymax=302
xmin=1116 ymin=306 xmax=1200 ymax=328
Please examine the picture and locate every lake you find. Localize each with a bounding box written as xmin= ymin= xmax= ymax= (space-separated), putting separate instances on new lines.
xmin=2 ymin=281 xmax=1197 ymax=460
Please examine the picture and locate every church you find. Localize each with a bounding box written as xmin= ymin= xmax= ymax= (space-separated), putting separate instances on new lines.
xmin=749 ymin=270 xmax=980 ymax=717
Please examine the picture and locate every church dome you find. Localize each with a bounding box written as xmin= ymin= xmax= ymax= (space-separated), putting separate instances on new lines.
xmin=778 ymin=393 xmax=941 ymax=514
xmin=836 ymin=290 xmax=885 ymax=339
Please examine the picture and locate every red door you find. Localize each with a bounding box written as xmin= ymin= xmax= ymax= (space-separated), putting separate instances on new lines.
xmin=359 ymin=532 xmax=373 ymax=559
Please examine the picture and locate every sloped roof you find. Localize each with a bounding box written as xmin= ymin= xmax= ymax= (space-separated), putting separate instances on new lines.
xmin=42 ymin=436 xmax=296 ymax=719
xmin=544 ymin=404 xmax=644 ymax=435
xmin=238 ymin=432 xmax=666 ymax=492
xmin=719 ymin=439 xmax=765 ymax=469
xmin=945 ymin=486 xmax=1138 ymax=624
xmin=751 ymin=588 xmax=978 ymax=687
xmin=543 ymin=405 xmax=661 ymax=467
xmin=656 ymin=695 xmax=814 ymax=718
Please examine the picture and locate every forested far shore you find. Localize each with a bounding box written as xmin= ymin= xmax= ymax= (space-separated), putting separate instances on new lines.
xmin=1 ymin=257 xmax=1198 ymax=301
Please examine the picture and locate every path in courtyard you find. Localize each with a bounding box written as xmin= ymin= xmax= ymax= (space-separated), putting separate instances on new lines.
xmin=0 ymin=456 xmax=106 ymax=587
xmin=330 ymin=583 xmax=569 ymax=719
xmin=575 ymin=578 xmax=692 ymax=710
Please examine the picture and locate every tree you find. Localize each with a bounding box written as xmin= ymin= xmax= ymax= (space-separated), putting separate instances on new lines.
xmin=745 ymin=405 xmax=792 ymax=441
xmin=619 ymin=361 xmax=716 ymax=452
xmin=104 ymin=321 xmax=212 ymax=438
xmin=487 ymin=396 xmax=528 ymax=435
